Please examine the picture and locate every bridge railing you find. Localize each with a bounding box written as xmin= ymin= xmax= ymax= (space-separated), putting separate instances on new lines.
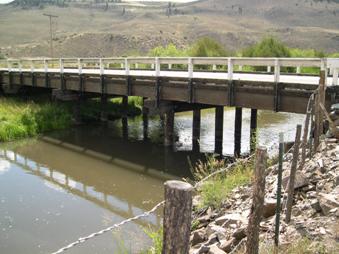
xmin=1 ymin=57 xmax=338 ymax=85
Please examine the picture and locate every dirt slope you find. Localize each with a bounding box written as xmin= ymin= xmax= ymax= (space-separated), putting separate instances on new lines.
xmin=0 ymin=0 xmax=338 ymax=57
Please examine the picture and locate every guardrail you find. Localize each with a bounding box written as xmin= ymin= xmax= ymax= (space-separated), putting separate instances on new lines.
xmin=0 ymin=57 xmax=338 ymax=85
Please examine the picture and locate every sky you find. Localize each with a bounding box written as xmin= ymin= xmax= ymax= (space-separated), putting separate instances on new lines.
xmin=0 ymin=0 xmax=13 ymax=4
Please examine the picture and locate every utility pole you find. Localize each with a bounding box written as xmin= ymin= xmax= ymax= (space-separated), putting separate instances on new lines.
xmin=43 ymin=13 xmax=58 ymax=57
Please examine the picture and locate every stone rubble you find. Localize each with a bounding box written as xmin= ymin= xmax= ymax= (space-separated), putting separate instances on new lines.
xmin=190 ymin=137 xmax=339 ymax=254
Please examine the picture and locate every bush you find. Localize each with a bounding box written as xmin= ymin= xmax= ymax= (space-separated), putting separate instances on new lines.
xmin=242 ymin=37 xmax=291 ymax=58
xmin=189 ymin=37 xmax=229 ymax=57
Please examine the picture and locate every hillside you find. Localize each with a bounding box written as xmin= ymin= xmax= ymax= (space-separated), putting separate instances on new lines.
xmin=0 ymin=0 xmax=338 ymax=57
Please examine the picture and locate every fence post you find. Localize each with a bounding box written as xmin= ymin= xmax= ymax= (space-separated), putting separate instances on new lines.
xmin=274 ymin=133 xmax=284 ymax=248
xmin=162 ymin=180 xmax=193 ymax=254
xmin=246 ymin=146 xmax=267 ymax=254
xmin=314 ymin=61 xmax=327 ymax=151
xmin=285 ymin=124 xmax=302 ymax=223
xmin=300 ymin=95 xmax=313 ymax=168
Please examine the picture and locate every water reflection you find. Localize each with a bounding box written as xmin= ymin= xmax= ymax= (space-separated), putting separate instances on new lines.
xmin=0 ymin=108 xmax=305 ymax=253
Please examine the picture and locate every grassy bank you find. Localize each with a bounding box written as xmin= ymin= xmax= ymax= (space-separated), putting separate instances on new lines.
xmin=0 ymin=97 xmax=72 ymax=142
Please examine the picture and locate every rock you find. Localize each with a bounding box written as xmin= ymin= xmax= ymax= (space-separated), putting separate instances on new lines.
xmin=208 ymin=244 xmax=226 ymax=254
xmin=283 ymin=171 xmax=309 ymax=190
xmin=191 ymin=228 xmax=206 ymax=246
xmin=192 ymin=245 xmax=210 ymax=254
xmin=317 ymin=193 xmax=339 ymax=215
xmin=263 ymin=198 xmax=277 ymax=218
xmin=219 ymin=239 xmax=235 ymax=252
xmin=215 ymin=213 xmax=246 ymax=226
xmin=206 ymin=224 xmax=226 ymax=238
xmin=310 ymin=199 xmax=322 ymax=213
xmin=232 ymin=227 xmax=247 ymax=240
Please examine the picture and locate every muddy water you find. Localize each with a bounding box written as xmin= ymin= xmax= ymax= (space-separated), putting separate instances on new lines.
xmin=0 ymin=109 xmax=304 ymax=254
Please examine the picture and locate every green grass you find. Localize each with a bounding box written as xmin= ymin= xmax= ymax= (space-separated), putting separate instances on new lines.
xmin=192 ymin=155 xmax=253 ymax=209
xmin=0 ymin=98 xmax=71 ymax=142
xmin=141 ymin=227 xmax=163 ymax=254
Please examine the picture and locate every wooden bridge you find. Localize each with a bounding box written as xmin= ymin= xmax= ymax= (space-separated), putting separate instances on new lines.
xmin=1 ymin=57 xmax=338 ymax=156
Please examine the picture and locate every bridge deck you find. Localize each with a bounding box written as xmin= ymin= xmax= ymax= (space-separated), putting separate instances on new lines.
xmin=1 ymin=57 xmax=338 ymax=114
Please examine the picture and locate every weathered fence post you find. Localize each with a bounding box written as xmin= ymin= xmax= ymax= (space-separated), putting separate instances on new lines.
xmin=285 ymin=124 xmax=302 ymax=223
xmin=314 ymin=67 xmax=326 ymax=151
xmin=163 ymin=180 xmax=193 ymax=254
xmin=300 ymin=96 xmax=314 ymax=168
xmin=274 ymin=133 xmax=284 ymax=247
xmin=246 ymin=147 xmax=267 ymax=254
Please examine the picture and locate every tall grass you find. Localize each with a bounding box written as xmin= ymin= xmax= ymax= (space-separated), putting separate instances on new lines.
xmin=0 ymin=98 xmax=71 ymax=142
xmin=191 ymin=155 xmax=253 ymax=209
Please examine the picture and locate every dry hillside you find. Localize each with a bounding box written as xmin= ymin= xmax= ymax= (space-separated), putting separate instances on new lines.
xmin=0 ymin=0 xmax=338 ymax=57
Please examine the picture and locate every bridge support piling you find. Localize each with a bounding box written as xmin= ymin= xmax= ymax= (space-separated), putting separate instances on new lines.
xmin=215 ymin=106 xmax=224 ymax=155
xmin=192 ymin=109 xmax=201 ymax=152
xmin=100 ymin=95 xmax=108 ymax=122
xmin=143 ymin=98 xmax=149 ymax=141
xmin=164 ymin=110 xmax=174 ymax=147
xmin=234 ymin=107 xmax=243 ymax=157
xmin=73 ymin=95 xmax=84 ymax=124
xmin=122 ymin=95 xmax=129 ymax=139
xmin=250 ymin=109 xmax=258 ymax=153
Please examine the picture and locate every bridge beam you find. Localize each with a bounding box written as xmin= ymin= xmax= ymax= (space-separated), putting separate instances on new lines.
xmin=215 ymin=106 xmax=224 ymax=155
xmin=234 ymin=107 xmax=243 ymax=157
xmin=192 ymin=109 xmax=201 ymax=152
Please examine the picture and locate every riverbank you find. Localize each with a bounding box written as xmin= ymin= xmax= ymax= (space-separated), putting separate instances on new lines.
xmin=0 ymin=96 xmax=143 ymax=142
xmin=0 ymin=97 xmax=72 ymax=142
xmin=189 ymin=138 xmax=339 ymax=254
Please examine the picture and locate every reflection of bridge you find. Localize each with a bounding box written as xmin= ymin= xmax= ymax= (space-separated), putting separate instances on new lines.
xmin=0 ymin=148 xmax=161 ymax=227
xmin=1 ymin=57 xmax=338 ymax=156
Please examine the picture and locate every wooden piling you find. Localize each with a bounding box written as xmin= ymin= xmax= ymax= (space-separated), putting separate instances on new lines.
xmin=100 ymin=95 xmax=108 ymax=122
xmin=164 ymin=110 xmax=174 ymax=147
xmin=215 ymin=106 xmax=224 ymax=155
xmin=246 ymin=146 xmax=267 ymax=254
xmin=285 ymin=124 xmax=302 ymax=223
xmin=192 ymin=109 xmax=201 ymax=152
xmin=143 ymin=99 xmax=149 ymax=141
xmin=162 ymin=180 xmax=193 ymax=254
xmin=250 ymin=108 xmax=258 ymax=153
xmin=234 ymin=107 xmax=243 ymax=157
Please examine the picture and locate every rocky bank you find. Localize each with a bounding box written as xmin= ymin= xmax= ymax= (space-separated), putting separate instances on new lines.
xmin=190 ymin=134 xmax=339 ymax=252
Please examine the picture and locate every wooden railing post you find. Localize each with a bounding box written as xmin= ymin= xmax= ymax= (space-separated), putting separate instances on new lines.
xmin=163 ymin=180 xmax=193 ymax=254
xmin=285 ymin=124 xmax=302 ymax=223
xmin=188 ymin=57 xmax=193 ymax=79
xmin=228 ymin=58 xmax=233 ymax=80
xmin=246 ymin=146 xmax=267 ymax=254
xmin=274 ymin=59 xmax=280 ymax=83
